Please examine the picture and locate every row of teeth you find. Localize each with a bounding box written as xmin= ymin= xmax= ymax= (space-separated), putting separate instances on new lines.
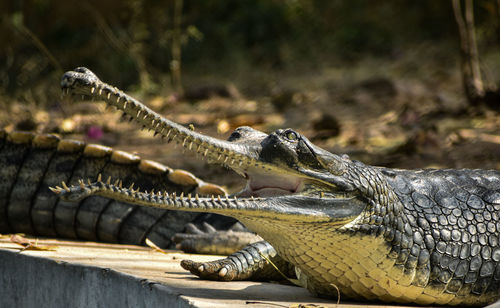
xmin=50 ymin=174 xmax=263 ymax=203
xmin=62 ymin=83 xmax=266 ymax=170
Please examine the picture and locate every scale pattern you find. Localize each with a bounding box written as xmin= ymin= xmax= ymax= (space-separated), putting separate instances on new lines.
xmin=0 ymin=129 xmax=227 ymax=248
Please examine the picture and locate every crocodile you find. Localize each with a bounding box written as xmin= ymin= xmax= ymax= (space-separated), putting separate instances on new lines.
xmin=0 ymin=128 xmax=261 ymax=251
xmin=53 ymin=67 xmax=500 ymax=306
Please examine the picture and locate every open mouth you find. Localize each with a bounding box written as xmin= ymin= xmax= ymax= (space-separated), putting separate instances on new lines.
xmin=230 ymin=167 xmax=357 ymax=201
xmin=234 ymin=171 xmax=305 ymax=198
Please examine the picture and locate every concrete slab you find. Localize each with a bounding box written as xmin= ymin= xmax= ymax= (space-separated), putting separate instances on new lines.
xmin=0 ymin=236 xmax=422 ymax=308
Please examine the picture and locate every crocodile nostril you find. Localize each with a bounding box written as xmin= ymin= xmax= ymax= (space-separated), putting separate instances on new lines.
xmin=228 ymin=131 xmax=241 ymax=141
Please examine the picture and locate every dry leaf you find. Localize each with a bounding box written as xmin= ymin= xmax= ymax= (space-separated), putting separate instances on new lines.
xmin=145 ymin=238 xmax=168 ymax=254
xmin=10 ymin=234 xmax=57 ymax=251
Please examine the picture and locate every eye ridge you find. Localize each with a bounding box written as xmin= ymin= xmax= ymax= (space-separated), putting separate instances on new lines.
xmin=284 ymin=129 xmax=299 ymax=141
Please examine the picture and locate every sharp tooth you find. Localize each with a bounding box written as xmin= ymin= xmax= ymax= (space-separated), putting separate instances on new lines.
xmin=91 ymin=87 xmax=95 ymax=94
xmin=99 ymin=88 xmax=103 ymax=95
xmin=204 ymin=149 xmax=208 ymax=156
xmin=107 ymin=92 xmax=111 ymax=99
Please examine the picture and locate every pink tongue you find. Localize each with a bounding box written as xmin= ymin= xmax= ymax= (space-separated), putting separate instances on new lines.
xmin=252 ymin=187 xmax=294 ymax=197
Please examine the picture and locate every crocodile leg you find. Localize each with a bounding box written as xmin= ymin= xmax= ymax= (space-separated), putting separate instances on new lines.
xmin=180 ymin=241 xmax=296 ymax=282
xmin=173 ymin=222 xmax=263 ymax=255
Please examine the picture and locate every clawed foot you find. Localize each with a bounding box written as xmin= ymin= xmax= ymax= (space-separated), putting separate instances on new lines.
xmin=181 ymin=259 xmax=240 ymax=281
xmin=173 ymin=222 xmax=262 ymax=255
xmin=180 ymin=241 xmax=292 ymax=282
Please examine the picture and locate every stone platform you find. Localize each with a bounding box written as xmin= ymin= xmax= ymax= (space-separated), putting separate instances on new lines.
xmin=0 ymin=236 xmax=433 ymax=307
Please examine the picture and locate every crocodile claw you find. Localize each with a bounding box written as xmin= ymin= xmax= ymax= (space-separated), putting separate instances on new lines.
xmin=180 ymin=259 xmax=238 ymax=281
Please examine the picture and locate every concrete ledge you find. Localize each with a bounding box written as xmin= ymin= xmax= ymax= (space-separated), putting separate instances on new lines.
xmin=0 ymin=237 xmax=416 ymax=307
xmin=0 ymin=249 xmax=191 ymax=308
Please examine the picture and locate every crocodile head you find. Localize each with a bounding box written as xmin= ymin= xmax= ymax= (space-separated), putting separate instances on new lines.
xmin=58 ymin=68 xmax=383 ymax=226
xmin=217 ymin=125 xmax=370 ymax=220
xmin=226 ymin=126 xmax=353 ymax=197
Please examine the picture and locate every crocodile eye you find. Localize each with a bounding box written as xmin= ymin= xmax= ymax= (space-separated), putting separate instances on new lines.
xmin=285 ymin=130 xmax=298 ymax=141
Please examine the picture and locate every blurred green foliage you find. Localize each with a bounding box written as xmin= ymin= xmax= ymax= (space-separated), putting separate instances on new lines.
xmin=0 ymin=0 xmax=498 ymax=100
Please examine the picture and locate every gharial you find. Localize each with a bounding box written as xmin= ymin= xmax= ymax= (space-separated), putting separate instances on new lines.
xmin=37 ymin=67 xmax=500 ymax=306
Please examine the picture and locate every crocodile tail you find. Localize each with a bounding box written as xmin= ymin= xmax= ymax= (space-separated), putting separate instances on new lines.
xmin=0 ymin=129 xmax=226 ymax=248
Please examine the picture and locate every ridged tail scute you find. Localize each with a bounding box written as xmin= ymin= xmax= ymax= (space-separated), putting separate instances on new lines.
xmin=0 ymin=131 xmax=37 ymax=233
xmin=1 ymin=129 xmax=227 ymax=248
xmin=61 ymin=67 xmax=264 ymax=172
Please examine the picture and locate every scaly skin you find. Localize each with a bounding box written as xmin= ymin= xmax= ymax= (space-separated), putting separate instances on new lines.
xmin=55 ymin=67 xmax=500 ymax=306
xmin=0 ymin=128 xmax=235 ymax=248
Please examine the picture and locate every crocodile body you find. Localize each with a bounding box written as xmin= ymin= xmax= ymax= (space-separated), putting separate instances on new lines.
xmin=0 ymin=129 xmax=234 ymax=248
xmin=51 ymin=68 xmax=500 ymax=306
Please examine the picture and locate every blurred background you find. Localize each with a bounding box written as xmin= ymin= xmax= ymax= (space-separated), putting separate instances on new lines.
xmin=0 ymin=0 xmax=499 ymax=190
